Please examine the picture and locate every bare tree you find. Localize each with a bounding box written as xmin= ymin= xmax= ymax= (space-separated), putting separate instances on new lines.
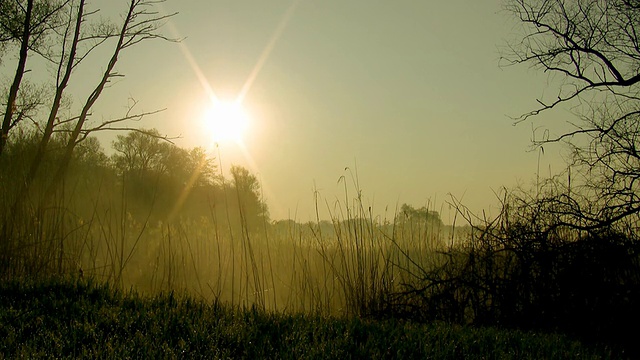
xmin=0 ymin=0 xmax=70 ymax=155
xmin=503 ymin=0 xmax=640 ymax=229
xmin=47 ymin=0 xmax=176 ymax=193
xmin=0 ymin=0 xmax=176 ymax=201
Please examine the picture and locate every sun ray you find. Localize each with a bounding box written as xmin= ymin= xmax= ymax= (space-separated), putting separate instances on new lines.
xmin=163 ymin=20 xmax=219 ymax=103
xmin=160 ymin=1 xmax=299 ymax=219
xmin=237 ymin=0 xmax=301 ymax=104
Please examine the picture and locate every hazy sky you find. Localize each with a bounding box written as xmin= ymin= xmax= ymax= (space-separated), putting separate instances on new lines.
xmin=68 ymin=0 xmax=570 ymax=222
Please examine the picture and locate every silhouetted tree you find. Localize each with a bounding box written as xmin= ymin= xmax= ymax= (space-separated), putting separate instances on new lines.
xmin=49 ymin=0 xmax=175 ymax=193
xmin=0 ymin=0 xmax=69 ymax=155
xmin=161 ymin=146 xmax=217 ymax=188
xmin=230 ymin=165 xmax=269 ymax=232
xmin=111 ymin=128 xmax=219 ymax=220
xmin=504 ymin=0 xmax=640 ymax=229
xmin=396 ymin=204 xmax=443 ymax=227
xmin=0 ymin=0 xmax=175 ymax=209
xmin=112 ymin=129 xmax=168 ymax=177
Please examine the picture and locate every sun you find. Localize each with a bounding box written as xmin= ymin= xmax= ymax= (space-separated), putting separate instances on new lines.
xmin=203 ymin=99 xmax=250 ymax=144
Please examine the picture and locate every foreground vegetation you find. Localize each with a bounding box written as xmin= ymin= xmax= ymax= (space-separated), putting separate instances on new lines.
xmin=0 ymin=130 xmax=638 ymax=356
xmin=2 ymin=0 xmax=640 ymax=358
xmin=0 ymin=278 xmax=620 ymax=359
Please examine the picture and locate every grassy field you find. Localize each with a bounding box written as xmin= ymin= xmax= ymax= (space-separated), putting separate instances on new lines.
xmin=0 ymin=278 xmax=622 ymax=359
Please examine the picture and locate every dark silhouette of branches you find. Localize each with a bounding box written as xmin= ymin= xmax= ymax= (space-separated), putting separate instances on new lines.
xmin=0 ymin=1 xmax=177 ymax=205
xmin=503 ymin=0 xmax=640 ymax=121
xmin=504 ymin=0 xmax=640 ymax=228
xmin=0 ymin=0 xmax=71 ymax=155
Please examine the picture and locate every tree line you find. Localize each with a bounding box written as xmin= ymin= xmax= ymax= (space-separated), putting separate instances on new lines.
xmin=3 ymin=0 xmax=640 ymax=354
xmin=2 ymin=127 xmax=269 ymax=227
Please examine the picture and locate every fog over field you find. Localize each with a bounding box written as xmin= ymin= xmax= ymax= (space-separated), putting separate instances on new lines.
xmin=1 ymin=0 xmax=639 ymax=356
xmin=7 ymin=0 xmax=572 ymax=222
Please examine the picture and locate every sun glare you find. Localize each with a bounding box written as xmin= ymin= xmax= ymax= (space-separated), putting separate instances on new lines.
xmin=203 ymin=99 xmax=250 ymax=144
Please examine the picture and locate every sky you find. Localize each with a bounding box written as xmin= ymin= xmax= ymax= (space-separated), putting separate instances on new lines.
xmin=29 ymin=0 xmax=575 ymax=223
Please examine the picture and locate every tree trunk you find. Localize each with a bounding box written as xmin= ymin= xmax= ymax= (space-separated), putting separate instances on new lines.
xmin=0 ymin=0 xmax=34 ymax=156
xmin=49 ymin=0 xmax=136 ymax=194
xmin=18 ymin=0 xmax=84 ymax=203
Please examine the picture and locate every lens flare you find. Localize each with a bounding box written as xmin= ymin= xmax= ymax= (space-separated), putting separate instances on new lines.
xmin=203 ymin=99 xmax=250 ymax=144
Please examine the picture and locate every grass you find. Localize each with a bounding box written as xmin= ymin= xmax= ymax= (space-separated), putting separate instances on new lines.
xmin=0 ymin=278 xmax=621 ymax=359
xmin=0 ymin=156 xmax=635 ymax=358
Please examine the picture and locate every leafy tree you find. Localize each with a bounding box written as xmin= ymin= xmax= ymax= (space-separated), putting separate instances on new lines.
xmin=396 ymin=204 xmax=443 ymax=227
xmin=112 ymin=128 xmax=216 ymax=184
xmin=112 ymin=129 xmax=168 ymax=177
xmin=111 ymin=128 xmax=219 ymax=220
xmin=186 ymin=147 xmax=218 ymax=187
xmin=70 ymin=136 xmax=108 ymax=168
xmin=160 ymin=145 xmax=217 ymax=188
xmin=230 ymin=165 xmax=269 ymax=232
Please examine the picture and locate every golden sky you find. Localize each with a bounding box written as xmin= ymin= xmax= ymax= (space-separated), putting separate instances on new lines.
xmin=67 ymin=0 xmax=571 ymax=222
